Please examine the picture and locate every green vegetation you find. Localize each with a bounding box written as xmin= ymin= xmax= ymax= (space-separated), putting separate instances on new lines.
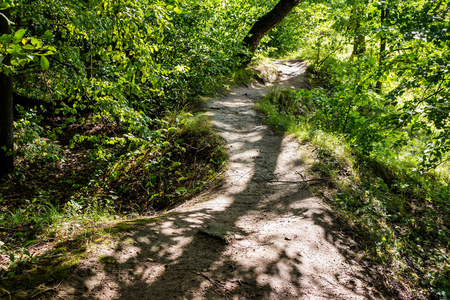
xmin=0 ymin=0 xmax=266 ymax=293
xmin=255 ymin=1 xmax=450 ymax=299
xmin=259 ymin=92 xmax=450 ymax=297
xmin=257 ymin=1 xmax=449 ymax=297
xmin=0 ymin=0 xmax=449 ymax=298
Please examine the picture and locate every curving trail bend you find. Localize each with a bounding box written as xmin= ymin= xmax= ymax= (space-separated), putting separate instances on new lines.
xmin=55 ymin=60 xmax=386 ymax=300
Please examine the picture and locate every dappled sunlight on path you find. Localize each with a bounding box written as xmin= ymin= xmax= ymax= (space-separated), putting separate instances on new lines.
xmin=55 ymin=60 xmax=386 ymax=299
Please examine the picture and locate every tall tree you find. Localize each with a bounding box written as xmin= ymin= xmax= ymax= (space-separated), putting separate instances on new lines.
xmin=375 ymin=5 xmax=388 ymax=93
xmin=242 ymin=0 xmax=303 ymax=55
xmin=0 ymin=8 xmax=14 ymax=177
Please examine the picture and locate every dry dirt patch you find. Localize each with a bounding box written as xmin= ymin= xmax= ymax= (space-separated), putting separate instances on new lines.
xmin=53 ymin=60 xmax=387 ymax=299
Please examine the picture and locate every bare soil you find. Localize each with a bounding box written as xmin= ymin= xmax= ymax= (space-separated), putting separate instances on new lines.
xmin=53 ymin=60 xmax=387 ymax=299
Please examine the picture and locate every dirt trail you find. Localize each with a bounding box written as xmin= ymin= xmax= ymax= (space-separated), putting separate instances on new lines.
xmin=55 ymin=60 xmax=386 ymax=299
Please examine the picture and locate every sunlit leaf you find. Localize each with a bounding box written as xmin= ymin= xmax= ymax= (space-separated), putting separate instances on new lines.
xmin=40 ymin=56 xmax=50 ymax=70
xmin=13 ymin=29 xmax=26 ymax=41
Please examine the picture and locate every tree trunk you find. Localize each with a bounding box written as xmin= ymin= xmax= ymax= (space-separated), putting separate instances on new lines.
xmin=0 ymin=9 xmax=14 ymax=177
xmin=350 ymin=1 xmax=367 ymax=57
xmin=352 ymin=31 xmax=366 ymax=56
xmin=242 ymin=0 xmax=302 ymax=55
xmin=375 ymin=8 xmax=389 ymax=94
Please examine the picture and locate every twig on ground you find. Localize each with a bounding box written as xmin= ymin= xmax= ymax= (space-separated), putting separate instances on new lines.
xmin=199 ymin=272 xmax=221 ymax=289
xmin=294 ymin=170 xmax=326 ymax=189
xmin=31 ymin=287 xmax=56 ymax=298
xmin=198 ymin=273 xmax=228 ymax=299
xmin=296 ymin=170 xmax=306 ymax=181
xmin=232 ymin=169 xmax=252 ymax=184
xmin=319 ymin=275 xmax=337 ymax=287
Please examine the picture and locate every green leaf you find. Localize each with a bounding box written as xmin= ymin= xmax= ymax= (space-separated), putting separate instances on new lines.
xmin=9 ymin=44 xmax=20 ymax=55
xmin=40 ymin=30 xmax=53 ymax=39
xmin=40 ymin=56 xmax=49 ymax=70
xmin=23 ymin=240 xmax=36 ymax=248
xmin=0 ymin=3 xmax=11 ymax=10
xmin=149 ymin=193 xmax=160 ymax=201
xmin=22 ymin=44 xmax=35 ymax=50
xmin=13 ymin=29 xmax=26 ymax=41
xmin=175 ymin=187 xmax=187 ymax=195
xmin=173 ymin=7 xmax=183 ymax=14
xmin=10 ymin=57 xmax=18 ymax=66
xmin=31 ymin=38 xmax=42 ymax=49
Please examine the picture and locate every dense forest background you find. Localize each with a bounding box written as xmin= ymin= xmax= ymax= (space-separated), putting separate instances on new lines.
xmin=0 ymin=0 xmax=449 ymax=298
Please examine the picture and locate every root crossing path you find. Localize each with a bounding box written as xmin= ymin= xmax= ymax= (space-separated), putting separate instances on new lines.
xmin=56 ymin=60 xmax=386 ymax=299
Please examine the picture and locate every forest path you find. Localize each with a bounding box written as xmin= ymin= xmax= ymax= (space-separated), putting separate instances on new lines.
xmin=55 ymin=60 xmax=386 ymax=299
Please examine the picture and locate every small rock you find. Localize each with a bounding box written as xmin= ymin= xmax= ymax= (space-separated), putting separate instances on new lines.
xmin=198 ymin=225 xmax=235 ymax=244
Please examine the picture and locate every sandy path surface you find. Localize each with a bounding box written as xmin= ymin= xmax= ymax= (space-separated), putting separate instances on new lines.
xmin=55 ymin=60 xmax=386 ymax=299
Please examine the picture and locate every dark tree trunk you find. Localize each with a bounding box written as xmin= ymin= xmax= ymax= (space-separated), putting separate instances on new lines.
xmin=375 ymin=8 xmax=389 ymax=94
xmin=242 ymin=0 xmax=302 ymax=55
xmin=0 ymin=9 xmax=14 ymax=177
xmin=352 ymin=31 xmax=366 ymax=56
xmin=350 ymin=1 xmax=367 ymax=57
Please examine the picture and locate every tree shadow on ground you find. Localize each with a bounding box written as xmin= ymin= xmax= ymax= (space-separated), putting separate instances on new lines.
xmin=53 ymin=68 xmax=387 ymax=300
